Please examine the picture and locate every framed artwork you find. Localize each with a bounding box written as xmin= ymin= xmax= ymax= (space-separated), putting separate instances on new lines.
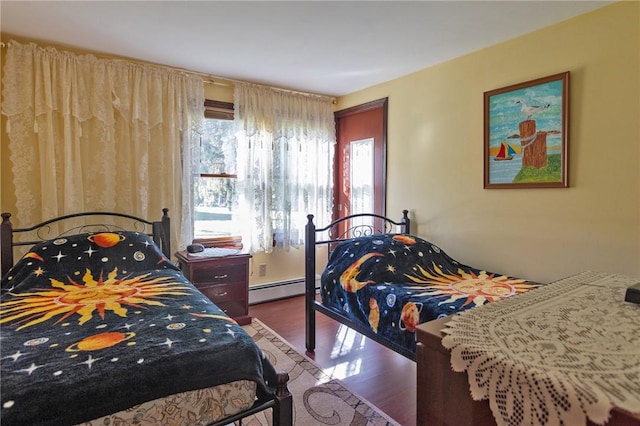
xmin=484 ymin=72 xmax=569 ymax=188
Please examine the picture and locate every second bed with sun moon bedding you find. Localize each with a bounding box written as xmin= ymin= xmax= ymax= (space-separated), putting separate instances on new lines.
xmin=0 ymin=230 xmax=277 ymax=426
xmin=321 ymin=233 xmax=542 ymax=355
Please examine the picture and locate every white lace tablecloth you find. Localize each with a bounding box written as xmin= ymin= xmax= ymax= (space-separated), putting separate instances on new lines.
xmin=442 ymin=271 xmax=640 ymax=426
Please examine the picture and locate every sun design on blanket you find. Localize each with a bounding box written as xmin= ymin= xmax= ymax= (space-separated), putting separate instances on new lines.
xmin=0 ymin=268 xmax=191 ymax=330
xmin=405 ymin=264 xmax=538 ymax=307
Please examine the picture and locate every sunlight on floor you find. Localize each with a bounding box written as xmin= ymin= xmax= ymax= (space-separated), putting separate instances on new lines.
xmin=321 ymin=324 xmax=367 ymax=379
xmin=331 ymin=324 xmax=367 ymax=357
xmin=322 ymin=358 xmax=363 ymax=381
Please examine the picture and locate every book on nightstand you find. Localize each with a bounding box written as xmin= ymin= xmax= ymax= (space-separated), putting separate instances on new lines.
xmin=625 ymin=282 xmax=640 ymax=304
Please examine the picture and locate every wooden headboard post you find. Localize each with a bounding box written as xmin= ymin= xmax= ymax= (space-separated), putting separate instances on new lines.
xmin=1 ymin=213 xmax=14 ymax=278
xmin=304 ymin=214 xmax=317 ymax=352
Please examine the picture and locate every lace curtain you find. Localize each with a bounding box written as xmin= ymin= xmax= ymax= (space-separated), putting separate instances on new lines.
xmin=1 ymin=40 xmax=204 ymax=251
xmin=234 ymin=82 xmax=335 ymax=253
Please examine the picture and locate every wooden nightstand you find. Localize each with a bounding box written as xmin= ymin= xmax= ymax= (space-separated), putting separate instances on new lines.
xmin=175 ymin=251 xmax=252 ymax=325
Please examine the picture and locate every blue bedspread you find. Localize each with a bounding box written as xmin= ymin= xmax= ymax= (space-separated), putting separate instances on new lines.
xmin=321 ymin=234 xmax=542 ymax=354
xmin=0 ymin=231 xmax=275 ymax=425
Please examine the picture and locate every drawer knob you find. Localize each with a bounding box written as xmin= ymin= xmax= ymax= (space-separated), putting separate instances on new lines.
xmin=214 ymin=274 xmax=228 ymax=280
xmin=216 ymin=291 xmax=228 ymax=297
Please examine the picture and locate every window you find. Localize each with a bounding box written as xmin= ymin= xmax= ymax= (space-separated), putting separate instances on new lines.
xmin=204 ymin=85 xmax=335 ymax=254
xmin=193 ymin=100 xmax=242 ymax=247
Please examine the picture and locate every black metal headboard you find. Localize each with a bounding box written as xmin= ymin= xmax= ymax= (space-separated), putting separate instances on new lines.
xmin=1 ymin=209 xmax=170 ymax=278
xmin=307 ymin=210 xmax=410 ymax=247
xmin=304 ymin=210 xmax=410 ymax=292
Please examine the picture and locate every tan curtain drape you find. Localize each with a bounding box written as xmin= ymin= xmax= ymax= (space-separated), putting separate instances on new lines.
xmin=1 ymin=40 xmax=204 ymax=252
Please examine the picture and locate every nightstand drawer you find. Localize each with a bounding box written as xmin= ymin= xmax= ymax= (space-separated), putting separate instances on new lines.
xmin=175 ymin=251 xmax=252 ymax=326
xmin=215 ymin=301 xmax=247 ymax=319
xmin=190 ymin=262 xmax=246 ymax=284
xmin=197 ymin=282 xmax=245 ymax=304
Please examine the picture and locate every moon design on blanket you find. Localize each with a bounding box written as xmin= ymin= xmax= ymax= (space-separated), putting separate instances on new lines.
xmin=339 ymin=253 xmax=384 ymax=292
xmin=23 ymin=252 xmax=44 ymax=262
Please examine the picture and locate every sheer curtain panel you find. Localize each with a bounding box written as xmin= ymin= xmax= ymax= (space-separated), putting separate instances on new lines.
xmin=1 ymin=40 xmax=204 ymax=251
xmin=234 ymin=82 xmax=335 ymax=253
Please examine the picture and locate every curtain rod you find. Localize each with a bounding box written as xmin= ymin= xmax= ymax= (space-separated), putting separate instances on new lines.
xmin=186 ymin=68 xmax=336 ymax=102
xmin=0 ymin=40 xmax=335 ymax=102
xmin=150 ymin=57 xmax=335 ymax=101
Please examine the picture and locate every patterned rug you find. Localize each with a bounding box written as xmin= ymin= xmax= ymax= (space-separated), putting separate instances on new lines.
xmin=237 ymin=319 xmax=401 ymax=426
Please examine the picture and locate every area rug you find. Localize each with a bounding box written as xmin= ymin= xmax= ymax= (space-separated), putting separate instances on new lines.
xmin=238 ymin=319 xmax=401 ymax=426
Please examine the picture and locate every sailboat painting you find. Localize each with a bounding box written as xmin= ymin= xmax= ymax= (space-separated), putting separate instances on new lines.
xmin=494 ymin=141 xmax=518 ymax=161
xmin=484 ymin=72 xmax=569 ymax=189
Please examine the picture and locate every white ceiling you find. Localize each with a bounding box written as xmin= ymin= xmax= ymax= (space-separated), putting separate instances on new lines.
xmin=1 ymin=1 xmax=612 ymax=97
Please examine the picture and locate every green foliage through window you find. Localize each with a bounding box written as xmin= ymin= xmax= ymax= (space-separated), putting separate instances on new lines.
xmin=194 ymin=117 xmax=240 ymax=239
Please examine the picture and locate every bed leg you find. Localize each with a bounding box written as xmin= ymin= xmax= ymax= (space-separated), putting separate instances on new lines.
xmin=304 ymin=215 xmax=317 ymax=353
xmin=273 ymin=371 xmax=292 ymax=426
xmin=1 ymin=212 xmax=14 ymax=278
xmin=305 ymin=282 xmax=317 ymax=353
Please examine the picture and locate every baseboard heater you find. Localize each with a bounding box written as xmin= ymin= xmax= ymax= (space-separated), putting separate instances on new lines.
xmin=249 ymin=277 xmax=319 ymax=305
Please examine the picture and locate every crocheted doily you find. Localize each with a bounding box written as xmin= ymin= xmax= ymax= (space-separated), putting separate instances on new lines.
xmin=442 ymin=271 xmax=640 ymax=426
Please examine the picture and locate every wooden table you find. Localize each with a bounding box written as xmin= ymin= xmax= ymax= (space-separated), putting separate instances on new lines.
xmin=416 ymin=316 xmax=496 ymax=426
xmin=416 ymin=306 xmax=640 ymax=426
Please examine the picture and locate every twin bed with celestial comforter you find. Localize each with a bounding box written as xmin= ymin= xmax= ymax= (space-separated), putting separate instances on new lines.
xmin=0 ymin=211 xmax=291 ymax=426
xmin=305 ymin=212 xmax=542 ymax=360
xmin=319 ymin=232 xmax=541 ymax=356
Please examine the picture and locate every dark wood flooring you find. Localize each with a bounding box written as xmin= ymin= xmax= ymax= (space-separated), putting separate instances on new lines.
xmin=249 ymin=295 xmax=416 ymax=426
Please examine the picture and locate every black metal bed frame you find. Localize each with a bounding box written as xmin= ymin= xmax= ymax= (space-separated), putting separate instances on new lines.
xmin=0 ymin=208 xmax=292 ymax=426
xmin=304 ymin=210 xmax=415 ymax=360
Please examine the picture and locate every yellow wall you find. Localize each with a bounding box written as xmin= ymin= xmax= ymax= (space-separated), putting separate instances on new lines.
xmin=337 ymin=1 xmax=639 ymax=283
xmin=2 ymin=2 xmax=638 ymax=286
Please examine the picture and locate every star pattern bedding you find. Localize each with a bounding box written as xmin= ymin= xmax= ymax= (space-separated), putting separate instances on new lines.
xmin=0 ymin=231 xmax=276 ymax=426
xmin=321 ymin=233 xmax=542 ymax=355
